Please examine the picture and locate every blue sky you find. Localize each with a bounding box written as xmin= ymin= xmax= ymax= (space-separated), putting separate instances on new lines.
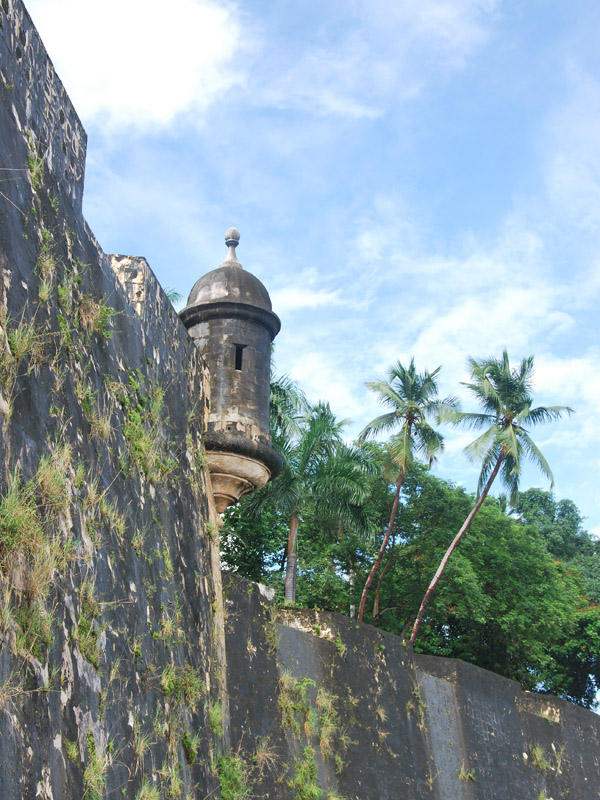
xmin=26 ymin=0 xmax=600 ymax=532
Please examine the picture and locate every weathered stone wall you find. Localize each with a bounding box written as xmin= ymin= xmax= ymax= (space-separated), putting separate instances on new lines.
xmin=1 ymin=2 xmax=600 ymax=799
xmin=225 ymin=575 xmax=600 ymax=799
xmin=0 ymin=0 xmax=86 ymax=213
xmin=0 ymin=3 xmax=226 ymax=798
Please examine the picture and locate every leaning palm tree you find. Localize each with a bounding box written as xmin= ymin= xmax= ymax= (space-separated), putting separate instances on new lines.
xmin=357 ymin=359 xmax=456 ymax=622
xmin=409 ymin=350 xmax=573 ymax=644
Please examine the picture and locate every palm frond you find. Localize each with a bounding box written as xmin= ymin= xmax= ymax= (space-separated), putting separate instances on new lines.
xmin=497 ymin=423 xmax=521 ymax=466
xmin=358 ymin=412 xmax=401 ymax=441
xmin=476 ymin=444 xmax=504 ymax=496
xmin=461 ymin=350 xmax=569 ymax=499
xmin=270 ymin=373 xmax=308 ymax=441
xmin=361 ymin=358 xmax=446 ymax=475
xmin=464 ymin=425 xmax=497 ymax=463
xmin=365 ymin=380 xmax=404 ymax=411
xmin=448 ymin=411 xmax=497 ymax=430
xmin=413 ymin=422 xmax=444 ymax=464
xmin=436 ymin=394 xmax=461 ymax=412
xmin=524 ymin=405 xmax=574 ymax=426
xmin=519 ymin=430 xmax=555 ymax=487
xmin=297 ymin=402 xmax=346 ymax=471
xmin=500 ymin=454 xmax=521 ymax=505
xmin=515 ymin=354 xmax=535 ymax=396
xmin=388 ymin=424 xmax=412 ymax=470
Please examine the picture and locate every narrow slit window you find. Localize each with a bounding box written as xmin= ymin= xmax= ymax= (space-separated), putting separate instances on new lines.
xmin=234 ymin=344 xmax=246 ymax=371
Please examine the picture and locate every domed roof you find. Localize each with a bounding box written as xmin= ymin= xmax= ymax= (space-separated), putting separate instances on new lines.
xmin=184 ymin=228 xmax=273 ymax=312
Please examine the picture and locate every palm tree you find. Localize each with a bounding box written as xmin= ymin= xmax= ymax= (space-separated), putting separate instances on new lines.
xmin=357 ymin=359 xmax=455 ymax=622
xmin=253 ymin=402 xmax=371 ymax=602
xmin=409 ymin=350 xmax=573 ymax=644
xmin=269 ymin=373 xmax=308 ymax=448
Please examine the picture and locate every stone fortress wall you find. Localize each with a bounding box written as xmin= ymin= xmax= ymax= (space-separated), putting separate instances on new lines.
xmin=0 ymin=2 xmax=599 ymax=798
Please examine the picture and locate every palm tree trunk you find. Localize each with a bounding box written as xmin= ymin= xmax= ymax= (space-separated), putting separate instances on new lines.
xmin=372 ymin=543 xmax=395 ymax=620
xmin=358 ymin=471 xmax=404 ymax=622
xmin=284 ymin=511 xmax=300 ymax=603
xmin=409 ymin=451 xmax=505 ymax=644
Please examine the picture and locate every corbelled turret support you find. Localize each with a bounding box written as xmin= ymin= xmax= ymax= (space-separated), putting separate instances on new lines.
xmin=180 ymin=228 xmax=281 ymax=512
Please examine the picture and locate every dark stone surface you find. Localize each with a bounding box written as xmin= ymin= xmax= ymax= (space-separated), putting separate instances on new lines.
xmin=0 ymin=0 xmax=86 ymax=213
xmin=0 ymin=4 xmax=223 ymax=797
xmin=187 ymin=314 xmax=274 ymax=439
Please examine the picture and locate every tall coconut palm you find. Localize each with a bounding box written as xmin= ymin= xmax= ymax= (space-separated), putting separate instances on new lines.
xmin=409 ymin=350 xmax=574 ymax=644
xmin=357 ymin=359 xmax=456 ymax=622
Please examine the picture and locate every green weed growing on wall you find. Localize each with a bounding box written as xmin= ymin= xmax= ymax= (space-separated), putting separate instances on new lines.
xmin=83 ymin=731 xmax=107 ymax=800
xmin=116 ymin=373 xmax=178 ymax=485
xmin=0 ymin=315 xmax=47 ymax=415
xmin=75 ymin=578 xmax=101 ymax=668
xmin=36 ymin=228 xmax=58 ymax=281
xmin=0 ymin=443 xmax=75 ymax=661
xmin=208 ymin=700 xmax=224 ymax=736
xmin=36 ymin=444 xmax=71 ymax=515
xmin=77 ymin=294 xmax=116 ymax=341
xmin=182 ymin=729 xmax=201 ymax=765
xmin=0 ymin=471 xmax=43 ymax=564
xmin=135 ymin=777 xmax=160 ymax=800
xmin=26 ymin=133 xmax=45 ymax=191
xmin=159 ymin=663 xmax=204 ymax=710
xmin=279 ymin=674 xmax=318 ymax=738
xmin=288 ymin=746 xmax=321 ymax=800
xmin=217 ymin=753 xmax=251 ymax=800
xmin=316 ymin=687 xmax=339 ymax=758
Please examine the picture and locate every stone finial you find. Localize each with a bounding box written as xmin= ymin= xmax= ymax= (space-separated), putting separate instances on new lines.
xmin=223 ymin=227 xmax=241 ymax=266
xmin=225 ymin=227 xmax=240 ymax=246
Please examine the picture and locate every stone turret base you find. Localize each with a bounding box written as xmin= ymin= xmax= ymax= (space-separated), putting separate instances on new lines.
xmin=207 ymin=451 xmax=271 ymax=512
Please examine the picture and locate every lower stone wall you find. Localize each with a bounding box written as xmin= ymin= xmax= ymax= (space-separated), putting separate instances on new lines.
xmin=224 ymin=574 xmax=600 ymax=799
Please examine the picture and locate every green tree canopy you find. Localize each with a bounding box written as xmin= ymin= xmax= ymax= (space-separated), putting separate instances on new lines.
xmin=516 ymin=487 xmax=600 ymax=603
xmin=365 ymin=467 xmax=600 ymax=706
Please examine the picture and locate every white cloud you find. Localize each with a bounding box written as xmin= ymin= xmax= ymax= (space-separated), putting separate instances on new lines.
xmin=534 ymin=354 xmax=600 ymax=450
xmin=82 ymin=150 xmax=219 ymax=263
xmin=26 ymin=0 xmax=246 ymax=130
xmin=259 ymin=42 xmax=383 ymax=120
xmin=24 ymin=0 xmax=598 ymax=528
xmin=288 ymin=351 xmax=362 ymax=419
xmin=380 ymin=0 xmax=498 ymax=66
xmin=270 ymin=286 xmax=344 ymax=313
xmin=252 ymin=0 xmax=497 ymax=119
xmin=544 ymin=63 xmax=600 ymax=233
xmin=308 ymin=171 xmax=600 ymax=520
xmin=534 ymin=353 xmax=600 ymax=406
xmin=26 ymin=0 xmax=499 ymax=130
